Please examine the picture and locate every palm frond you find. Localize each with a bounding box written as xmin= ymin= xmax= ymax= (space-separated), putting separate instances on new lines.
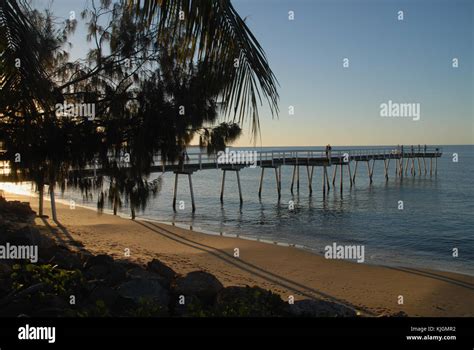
xmin=0 ymin=0 xmax=53 ymax=109
xmin=127 ymin=0 xmax=279 ymax=141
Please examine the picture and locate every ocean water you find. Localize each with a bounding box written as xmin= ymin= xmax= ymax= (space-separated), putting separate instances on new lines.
xmin=51 ymin=145 xmax=474 ymax=276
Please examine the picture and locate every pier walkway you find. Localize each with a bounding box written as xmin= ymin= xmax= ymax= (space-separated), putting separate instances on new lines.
xmin=0 ymin=146 xmax=443 ymax=212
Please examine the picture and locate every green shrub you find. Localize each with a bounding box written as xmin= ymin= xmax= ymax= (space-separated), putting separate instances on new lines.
xmin=11 ymin=263 xmax=84 ymax=297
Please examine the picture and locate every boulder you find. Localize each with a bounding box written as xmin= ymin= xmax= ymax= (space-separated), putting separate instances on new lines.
xmin=104 ymin=264 xmax=127 ymax=286
xmin=32 ymin=295 xmax=69 ymax=316
xmin=1 ymin=299 xmax=35 ymax=317
xmin=0 ymin=198 xmax=36 ymax=223
xmin=88 ymin=285 xmax=120 ymax=307
xmin=147 ymin=259 xmax=176 ymax=286
xmin=0 ymin=262 xmax=12 ymax=277
xmin=287 ymin=299 xmax=357 ymax=317
xmin=0 ymin=277 xmax=11 ymax=298
xmin=117 ymin=278 xmax=170 ymax=306
xmin=84 ymin=254 xmax=114 ymax=269
xmin=126 ymin=267 xmax=168 ymax=287
xmin=0 ymin=225 xmax=36 ymax=246
xmin=173 ymin=271 xmax=223 ymax=304
xmin=0 ymin=263 xmax=13 ymax=297
xmin=85 ymin=264 xmax=110 ymax=280
xmin=48 ymin=246 xmax=83 ymax=270
xmin=84 ymin=254 xmax=115 ymax=279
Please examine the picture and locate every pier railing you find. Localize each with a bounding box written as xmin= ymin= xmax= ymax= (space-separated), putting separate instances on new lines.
xmin=0 ymin=146 xmax=443 ymax=181
xmin=148 ymin=147 xmax=443 ymax=171
xmin=0 ymin=146 xmax=444 ymax=211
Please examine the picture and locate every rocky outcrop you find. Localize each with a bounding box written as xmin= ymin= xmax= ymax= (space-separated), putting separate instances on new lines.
xmin=117 ymin=278 xmax=170 ymax=306
xmin=0 ymin=197 xmax=36 ymax=224
xmin=147 ymin=258 xmax=176 ymax=287
xmin=0 ymin=196 xmax=363 ymax=318
xmin=173 ymin=271 xmax=224 ymax=304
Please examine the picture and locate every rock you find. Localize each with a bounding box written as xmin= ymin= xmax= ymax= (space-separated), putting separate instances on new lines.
xmin=117 ymin=278 xmax=170 ymax=306
xmin=126 ymin=267 xmax=168 ymax=287
xmin=35 ymin=295 xmax=69 ymax=310
xmin=84 ymin=254 xmax=114 ymax=269
xmin=104 ymin=264 xmax=127 ymax=286
xmin=1 ymin=300 xmax=35 ymax=317
xmin=0 ymin=262 xmax=12 ymax=277
xmin=111 ymin=295 xmax=139 ymax=315
xmin=88 ymin=285 xmax=120 ymax=307
xmin=84 ymin=254 xmax=115 ymax=279
xmin=0 ymin=225 xmax=36 ymax=246
xmin=0 ymin=263 xmax=13 ymax=297
xmin=114 ymin=260 xmax=139 ymax=270
xmin=48 ymin=247 xmax=83 ymax=270
xmin=173 ymin=271 xmax=223 ymax=304
xmin=0 ymin=278 xmax=11 ymax=298
xmin=147 ymin=259 xmax=176 ymax=286
xmin=86 ymin=264 xmax=110 ymax=279
xmin=0 ymin=198 xmax=36 ymax=223
xmin=35 ymin=230 xmax=57 ymax=255
xmin=287 ymin=299 xmax=357 ymax=317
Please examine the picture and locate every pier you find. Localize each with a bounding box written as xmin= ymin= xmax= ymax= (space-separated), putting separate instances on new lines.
xmin=164 ymin=147 xmax=442 ymax=211
xmin=0 ymin=146 xmax=443 ymax=212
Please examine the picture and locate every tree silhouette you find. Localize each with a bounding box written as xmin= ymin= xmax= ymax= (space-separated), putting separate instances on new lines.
xmin=1 ymin=0 xmax=279 ymax=220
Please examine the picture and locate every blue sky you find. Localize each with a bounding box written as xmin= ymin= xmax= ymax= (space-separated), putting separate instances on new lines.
xmin=37 ymin=0 xmax=473 ymax=146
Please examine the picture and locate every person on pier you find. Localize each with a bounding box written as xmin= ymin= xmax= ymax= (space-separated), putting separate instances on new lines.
xmin=178 ymin=147 xmax=190 ymax=171
xmin=325 ymin=144 xmax=332 ymax=159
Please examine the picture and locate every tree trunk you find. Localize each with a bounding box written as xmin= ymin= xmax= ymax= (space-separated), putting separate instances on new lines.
xmin=38 ymin=185 xmax=44 ymax=216
xmin=49 ymin=184 xmax=58 ymax=222
xmin=113 ymin=196 xmax=118 ymax=215
xmin=131 ymin=206 xmax=135 ymax=220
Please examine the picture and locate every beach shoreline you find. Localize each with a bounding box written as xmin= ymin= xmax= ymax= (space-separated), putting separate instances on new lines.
xmin=2 ymin=190 xmax=474 ymax=317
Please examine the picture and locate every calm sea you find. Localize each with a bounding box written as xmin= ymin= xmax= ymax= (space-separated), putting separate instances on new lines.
xmin=50 ymin=145 xmax=474 ymax=276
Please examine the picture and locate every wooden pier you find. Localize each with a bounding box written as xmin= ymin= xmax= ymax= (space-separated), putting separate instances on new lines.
xmin=0 ymin=146 xmax=443 ymax=212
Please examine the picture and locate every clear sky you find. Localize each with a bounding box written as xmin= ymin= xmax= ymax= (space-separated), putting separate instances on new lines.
xmin=37 ymin=0 xmax=473 ymax=146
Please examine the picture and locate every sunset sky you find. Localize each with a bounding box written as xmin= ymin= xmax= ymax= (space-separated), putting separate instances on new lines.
xmin=42 ymin=0 xmax=473 ymax=146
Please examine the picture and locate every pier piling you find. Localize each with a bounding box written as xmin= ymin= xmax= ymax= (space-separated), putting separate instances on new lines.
xmin=352 ymin=160 xmax=358 ymax=184
xmin=259 ymin=167 xmax=265 ymax=197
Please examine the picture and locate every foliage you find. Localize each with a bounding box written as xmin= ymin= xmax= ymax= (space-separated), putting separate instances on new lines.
xmin=10 ymin=263 xmax=84 ymax=296
xmin=186 ymin=287 xmax=289 ymax=317
xmin=126 ymin=297 xmax=167 ymax=317
xmin=0 ymin=0 xmax=279 ymax=220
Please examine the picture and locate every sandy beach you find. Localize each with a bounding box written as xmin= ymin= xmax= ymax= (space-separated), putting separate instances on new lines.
xmin=3 ymin=191 xmax=474 ymax=317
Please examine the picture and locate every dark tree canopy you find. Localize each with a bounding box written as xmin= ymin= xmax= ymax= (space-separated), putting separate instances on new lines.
xmin=0 ymin=0 xmax=279 ymax=219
